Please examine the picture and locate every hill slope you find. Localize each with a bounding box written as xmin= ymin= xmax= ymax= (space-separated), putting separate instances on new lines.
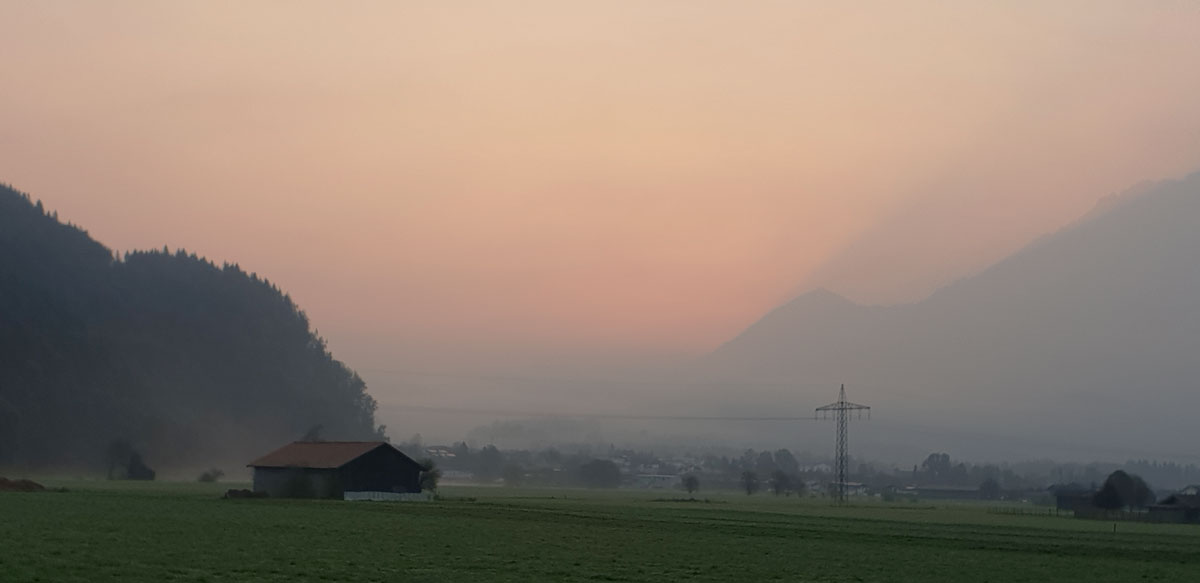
xmin=703 ymin=173 xmax=1200 ymax=457
xmin=0 ymin=184 xmax=382 ymax=469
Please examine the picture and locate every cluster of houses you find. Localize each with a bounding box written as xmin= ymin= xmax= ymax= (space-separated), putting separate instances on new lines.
xmin=1151 ymin=487 xmax=1200 ymax=523
xmin=1054 ymin=483 xmax=1200 ymax=523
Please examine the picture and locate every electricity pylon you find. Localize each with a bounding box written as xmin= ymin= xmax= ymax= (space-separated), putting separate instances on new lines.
xmin=815 ymin=384 xmax=870 ymax=504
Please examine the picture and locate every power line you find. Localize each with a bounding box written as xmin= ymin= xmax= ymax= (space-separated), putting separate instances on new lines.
xmin=357 ymin=367 xmax=831 ymax=389
xmin=381 ymin=404 xmax=823 ymax=422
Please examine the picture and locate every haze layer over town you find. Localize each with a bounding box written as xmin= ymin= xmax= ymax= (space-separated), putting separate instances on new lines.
xmin=4 ymin=1 xmax=1200 ymax=467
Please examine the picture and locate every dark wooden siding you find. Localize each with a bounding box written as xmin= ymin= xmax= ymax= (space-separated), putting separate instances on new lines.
xmin=253 ymin=467 xmax=341 ymax=499
xmin=339 ymin=444 xmax=422 ymax=493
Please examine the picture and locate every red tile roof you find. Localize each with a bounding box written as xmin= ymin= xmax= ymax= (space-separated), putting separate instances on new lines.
xmin=248 ymin=441 xmax=394 ymax=469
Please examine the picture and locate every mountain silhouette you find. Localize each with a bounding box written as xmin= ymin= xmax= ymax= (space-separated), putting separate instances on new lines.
xmin=704 ymin=172 xmax=1200 ymax=458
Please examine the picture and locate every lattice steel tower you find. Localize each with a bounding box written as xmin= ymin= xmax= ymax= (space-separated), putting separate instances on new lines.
xmin=815 ymin=384 xmax=870 ymax=504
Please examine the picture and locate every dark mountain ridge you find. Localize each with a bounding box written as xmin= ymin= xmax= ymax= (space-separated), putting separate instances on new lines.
xmin=0 ymin=183 xmax=382 ymax=470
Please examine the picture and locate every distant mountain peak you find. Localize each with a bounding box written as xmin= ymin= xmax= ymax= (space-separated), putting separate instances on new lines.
xmin=700 ymin=171 xmax=1200 ymax=459
xmin=758 ymin=287 xmax=862 ymax=324
xmin=792 ymin=287 xmax=853 ymax=305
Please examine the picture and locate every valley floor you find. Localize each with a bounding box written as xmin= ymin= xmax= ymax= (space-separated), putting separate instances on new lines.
xmin=2 ymin=481 xmax=1198 ymax=582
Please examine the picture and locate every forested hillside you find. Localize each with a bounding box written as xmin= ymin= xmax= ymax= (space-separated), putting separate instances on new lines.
xmin=0 ymin=183 xmax=382 ymax=469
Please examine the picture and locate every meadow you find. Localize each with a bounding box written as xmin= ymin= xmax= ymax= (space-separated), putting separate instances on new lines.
xmin=2 ymin=480 xmax=1198 ymax=582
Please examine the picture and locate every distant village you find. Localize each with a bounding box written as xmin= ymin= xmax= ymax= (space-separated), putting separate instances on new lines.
xmin=388 ymin=437 xmax=1200 ymax=523
xmin=86 ymin=430 xmax=1200 ymax=526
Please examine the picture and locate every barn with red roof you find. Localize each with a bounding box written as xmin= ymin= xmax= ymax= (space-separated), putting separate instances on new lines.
xmin=248 ymin=441 xmax=424 ymax=499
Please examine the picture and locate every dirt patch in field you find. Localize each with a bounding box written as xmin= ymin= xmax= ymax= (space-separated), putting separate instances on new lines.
xmin=0 ymin=477 xmax=46 ymax=492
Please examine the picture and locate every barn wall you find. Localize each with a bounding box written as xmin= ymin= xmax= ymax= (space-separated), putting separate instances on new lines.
xmin=253 ymin=467 xmax=342 ymax=499
xmin=340 ymin=446 xmax=422 ymax=493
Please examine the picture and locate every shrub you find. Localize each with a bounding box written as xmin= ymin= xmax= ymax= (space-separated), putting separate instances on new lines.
xmin=418 ymin=458 xmax=442 ymax=492
xmin=682 ymin=475 xmax=699 ymax=495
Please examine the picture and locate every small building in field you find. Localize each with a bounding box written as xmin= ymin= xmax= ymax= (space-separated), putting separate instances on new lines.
xmin=1148 ymin=493 xmax=1200 ymax=524
xmin=248 ymin=441 xmax=424 ymax=499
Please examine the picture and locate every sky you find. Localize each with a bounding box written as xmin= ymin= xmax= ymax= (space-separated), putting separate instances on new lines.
xmin=4 ymin=1 xmax=1200 ymax=394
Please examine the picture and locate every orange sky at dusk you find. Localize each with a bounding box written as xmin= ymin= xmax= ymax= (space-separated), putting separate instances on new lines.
xmin=4 ymin=1 xmax=1200 ymax=377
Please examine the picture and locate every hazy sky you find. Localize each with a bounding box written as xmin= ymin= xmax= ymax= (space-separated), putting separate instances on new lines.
xmin=4 ymin=1 xmax=1200 ymax=381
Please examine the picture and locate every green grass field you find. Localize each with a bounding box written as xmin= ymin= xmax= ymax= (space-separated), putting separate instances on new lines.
xmin=3 ymin=480 xmax=1198 ymax=582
